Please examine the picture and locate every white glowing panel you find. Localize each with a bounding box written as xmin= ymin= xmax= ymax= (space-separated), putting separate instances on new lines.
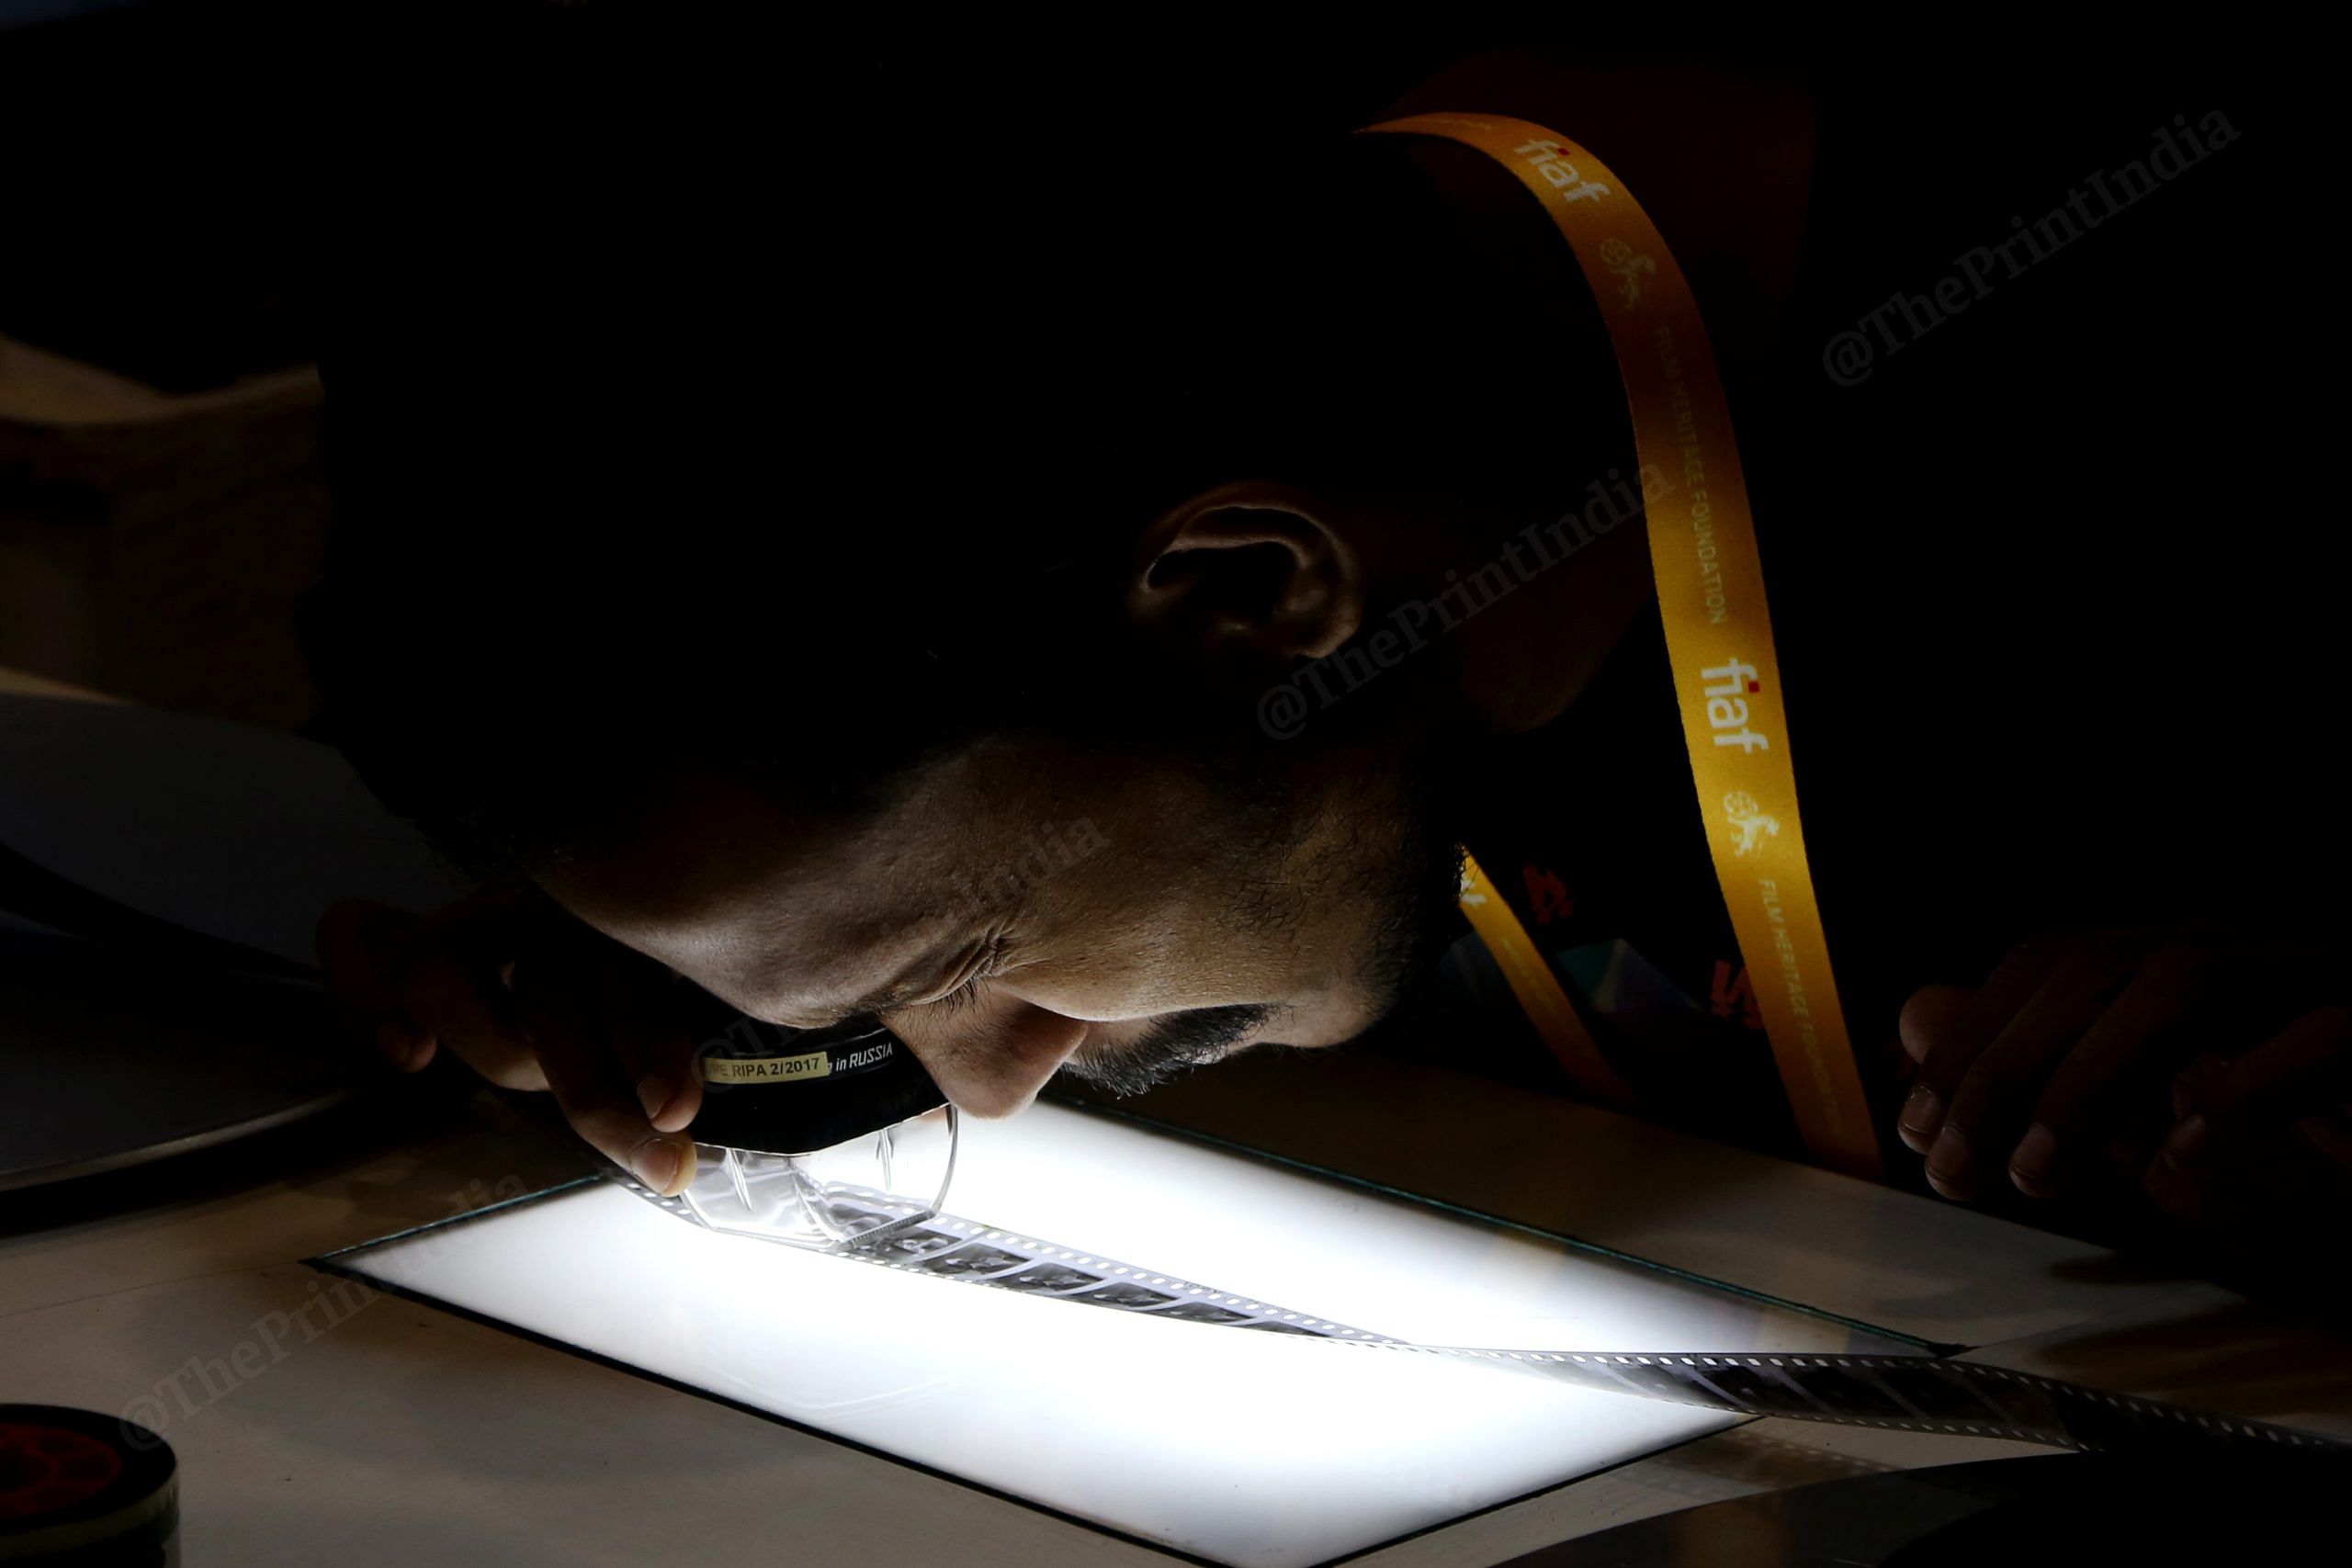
xmin=339 ymin=1103 xmax=1905 ymax=1567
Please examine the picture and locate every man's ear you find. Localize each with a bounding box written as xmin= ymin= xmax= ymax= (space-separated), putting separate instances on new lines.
xmin=1125 ymin=480 xmax=1363 ymax=666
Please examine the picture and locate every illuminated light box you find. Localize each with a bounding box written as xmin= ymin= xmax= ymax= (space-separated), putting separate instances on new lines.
xmin=334 ymin=1103 xmax=1909 ymax=1568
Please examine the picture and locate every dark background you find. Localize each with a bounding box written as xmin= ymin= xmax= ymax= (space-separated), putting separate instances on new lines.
xmin=4 ymin=10 xmax=2316 ymax=845
xmin=0 ymin=9 xmax=2329 ymax=1090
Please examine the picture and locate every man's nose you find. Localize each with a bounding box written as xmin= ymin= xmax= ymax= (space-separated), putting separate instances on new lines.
xmin=884 ymin=996 xmax=1091 ymax=1120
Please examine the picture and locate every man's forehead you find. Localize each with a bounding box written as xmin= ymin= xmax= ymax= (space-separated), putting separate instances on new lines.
xmin=539 ymin=767 xmax=989 ymax=1008
xmin=578 ymin=858 xmax=974 ymax=1026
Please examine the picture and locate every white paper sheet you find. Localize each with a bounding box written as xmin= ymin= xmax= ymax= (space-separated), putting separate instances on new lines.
xmin=0 ymin=693 xmax=469 ymax=962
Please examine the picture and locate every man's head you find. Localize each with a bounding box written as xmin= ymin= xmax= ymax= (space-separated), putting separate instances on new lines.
xmin=308 ymin=28 xmax=1630 ymax=1114
xmin=531 ymin=704 xmax=1474 ymax=1115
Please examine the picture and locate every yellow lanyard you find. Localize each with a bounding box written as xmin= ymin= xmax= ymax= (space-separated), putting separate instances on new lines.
xmin=1368 ymin=113 xmax=1883 ymax=1179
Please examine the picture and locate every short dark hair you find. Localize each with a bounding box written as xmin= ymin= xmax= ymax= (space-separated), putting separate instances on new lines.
xmin=304 ymin=19 xmax=1625 ymax=878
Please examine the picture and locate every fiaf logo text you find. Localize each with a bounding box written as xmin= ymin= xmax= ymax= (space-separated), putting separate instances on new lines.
xmin=1703 ymin=659 xmax=1770 ymax=752
xmin=1512 ymin=139 xmax=1611 ymax=204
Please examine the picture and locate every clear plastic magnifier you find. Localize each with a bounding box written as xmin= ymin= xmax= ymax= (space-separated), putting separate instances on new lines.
xmin=679 ymin=1106 xmax=957 ymax=1248
xmin=648 ymin=1016 xmax=957 ymax=1249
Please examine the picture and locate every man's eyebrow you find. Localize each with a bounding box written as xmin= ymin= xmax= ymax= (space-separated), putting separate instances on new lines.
xmin=786 ymin=937 xmax=963 ymax=1026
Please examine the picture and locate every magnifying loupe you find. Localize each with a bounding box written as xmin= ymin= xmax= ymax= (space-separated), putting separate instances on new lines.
xmin=629 ymin=1016 xmax=956 ymax=1249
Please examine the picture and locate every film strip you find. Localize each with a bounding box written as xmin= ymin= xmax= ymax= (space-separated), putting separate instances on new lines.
xmin=612 ymin=1174 xmax=2347 ymax=1461
xmin=842 ymin=1209 xmax=1398 ymax=1337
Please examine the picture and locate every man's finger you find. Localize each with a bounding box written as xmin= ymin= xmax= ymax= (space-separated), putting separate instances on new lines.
xmin=2141 ymin=1111 xmax=2352 ymax=1241
xmin=2163 ymin=1004 xmax=2352 ymax=1172
xmin=316 ymin=900 xmax=435 ymax=1070
xmin=2009 ymin=944 xmax=2219 ymax=1197
xmin=513 ymin=936 xmax=696 ymax=1196
xmin=597 ymin=957 xmax=704 ymax=1134
xmin=1930 ymin=944 xmax=2132 ymax=1201
xmin=2294 ymin=1108 xmax=2352 ymax=1170
xmin=1898 ymin=941 xmax=2064 ymax=1155
xmin=402 ymin=935 xmax=546 ymax=1091
xmin=1897 ymin=985 xmax=1970 ymax=1066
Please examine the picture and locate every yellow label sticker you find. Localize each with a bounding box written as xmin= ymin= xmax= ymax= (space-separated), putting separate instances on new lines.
xmin=702 ymin=1050 xmax=832 ymax=1086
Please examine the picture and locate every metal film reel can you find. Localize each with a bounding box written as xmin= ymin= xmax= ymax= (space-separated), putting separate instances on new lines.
xmin=0 ymin=1405 xmax=177 ymax=1565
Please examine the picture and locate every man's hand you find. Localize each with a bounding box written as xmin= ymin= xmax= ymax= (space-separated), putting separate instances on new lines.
xmin=316 ymin=887 xmax=705 ymax=1194
xmin=1894 ymin=927 xmax=2348 ymax=1219
xmin=2141 ymin=1004 xmax=2352 ymax=1237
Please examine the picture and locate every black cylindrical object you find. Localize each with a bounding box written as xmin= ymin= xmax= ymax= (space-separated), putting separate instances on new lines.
xmin=686 ymin=1014 xmax=948 ymax=1156
xmin=0 ymin=1404 xmax=177 ymax=1565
